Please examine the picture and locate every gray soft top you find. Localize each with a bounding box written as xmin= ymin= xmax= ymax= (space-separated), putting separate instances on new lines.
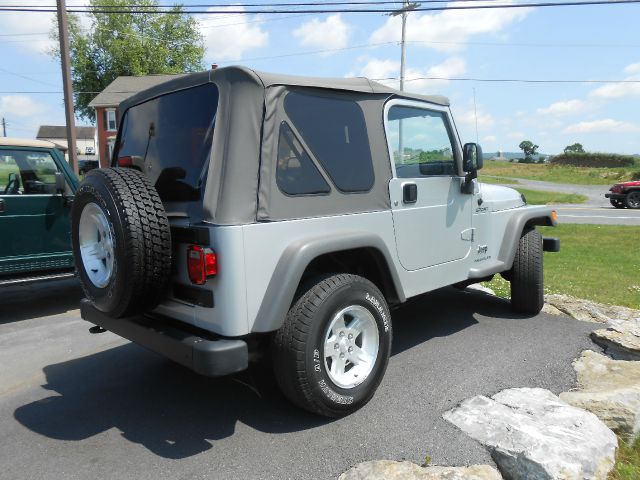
xmin=119 ymin=65 xmax=449 ymax=113
xmin=117 ymin=66 xmax=452 ymax=225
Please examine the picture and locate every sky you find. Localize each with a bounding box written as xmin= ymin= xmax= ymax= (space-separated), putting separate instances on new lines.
xmin=0 ymin=1 xmax=639 ymax=154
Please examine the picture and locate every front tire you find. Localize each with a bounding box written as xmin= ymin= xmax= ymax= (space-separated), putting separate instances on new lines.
xmin=610 ymin=198 xmax=625 ymax=209
xmin=272 ymin=274 xmax=392 ymax=417
xmin=625 ymin=191 xmax=640 ymax=209
xmin=510 ymin=228 xmax=544 ymax=315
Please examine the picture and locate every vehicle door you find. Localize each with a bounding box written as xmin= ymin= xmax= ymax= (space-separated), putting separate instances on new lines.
xmin=385 ymin=100 xmax=473 ymax=271
xmin=0 ymin=147 xmax=75 ymax=276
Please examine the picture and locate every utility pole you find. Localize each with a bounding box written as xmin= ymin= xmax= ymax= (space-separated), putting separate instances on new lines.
xmin=391 ymin=2 xmax=417 ymax=164
xmin=392 ymin=1 xmax=418 ymax=92
xmin=1 ymin=118 xmax=6 ymax=137
xmin=56 ymin=0 xmax=79 ymax=176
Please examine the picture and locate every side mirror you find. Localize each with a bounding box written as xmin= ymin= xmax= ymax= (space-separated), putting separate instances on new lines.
xmin=55 ymin=172 xmax=66 ymax=193
xmin=463 ymin=143 xmax=484 ymax=172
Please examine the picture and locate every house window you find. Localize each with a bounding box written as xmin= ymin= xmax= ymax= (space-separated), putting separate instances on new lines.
xmin=106 ymin=109 xmax=117 ymax=131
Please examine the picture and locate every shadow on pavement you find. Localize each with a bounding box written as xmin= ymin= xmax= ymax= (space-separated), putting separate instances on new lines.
xmin=13 ymin=287 xmax=518 ymax=459
xmin=0 ymin=278 xmax=83 ymax=324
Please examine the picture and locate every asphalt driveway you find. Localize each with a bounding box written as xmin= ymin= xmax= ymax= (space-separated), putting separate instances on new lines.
xmin=0 ymin=280 xmax=599 ymax=480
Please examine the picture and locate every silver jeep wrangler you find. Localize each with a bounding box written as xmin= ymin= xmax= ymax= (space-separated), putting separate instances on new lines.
xmin=73 ymin=66 xmax=559 ymax=417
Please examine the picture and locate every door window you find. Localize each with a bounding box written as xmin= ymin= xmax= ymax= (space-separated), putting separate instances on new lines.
xmin=387 ymin=106 xmax=457 ymax=178
xmin=0 ymin=149 xmax=61 ymax=195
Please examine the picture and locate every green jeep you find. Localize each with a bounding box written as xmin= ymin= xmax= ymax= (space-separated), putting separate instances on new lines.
xmin=0 ymin=138 xmax=78 ymax=285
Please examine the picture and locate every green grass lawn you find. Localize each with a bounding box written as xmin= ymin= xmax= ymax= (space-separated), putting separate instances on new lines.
xmin=479 ymin=176 xmax=520 ymax=185
xmin=484 ymin=224 xmax=640 ymax=309
xmin=610 ymin=437 xmax=640 ymax=480
xmin=482 ymin=160 xmax=639 ymax=185
xmin=516 ymin=187 xmax=587 ymax=205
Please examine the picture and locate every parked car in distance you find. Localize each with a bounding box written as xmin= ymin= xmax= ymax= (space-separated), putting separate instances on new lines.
xmin=605 ymin=180 xmax=640 ymax=209
xmin=78 ymin=159 xmax=99 ymax=175
xmin=0 ymin=137 xmax=78 ymax=286
xmin=85 ymin=146 xmax=95 ymax=155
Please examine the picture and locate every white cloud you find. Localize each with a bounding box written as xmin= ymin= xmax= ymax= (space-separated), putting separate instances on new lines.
xmin=370 ymin=1 xmax=530 ymax=52
xmin=454 ymin=108 xmax=494 ymax=129
xmin=350 ymin=56 xmax=466 ymax=92
xmin=483 ymin=135 xmax=497 ymax=142
xmin=590 ymin=81 xmax=640 ymax=100
xmin=0 ymin=95 xmax=46 ymax=118
xmin=0 ymin=0 xmax=57 ymax=55
xmin=293 ymin=14 xmax=351 ymax=53
xmin=199 ymin=7 xmax=269 ymax=60
xmin=508 ymin=131 xmax=526 ymax=139
xmin=564 ymin=119 xmax=640 ymax=134
xmin=589 ymin=62 xmax=640 ymax=100
xmin=536 ymin=99 xmax=586 ymax=116
xmin=623 ymin=62 xmax=640 ymax=75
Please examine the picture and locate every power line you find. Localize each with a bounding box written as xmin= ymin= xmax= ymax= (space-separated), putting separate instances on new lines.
xmin=1 ymin=77 xmax=638 ymax=95
xmin=1 ymin=0 xmax=639 ymax=14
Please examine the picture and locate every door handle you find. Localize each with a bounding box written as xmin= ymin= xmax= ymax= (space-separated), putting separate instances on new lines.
xmin=0 ymin=199 xmax=4 ymax=213
xmin=402 ymin=183 xmax=417 ymax=204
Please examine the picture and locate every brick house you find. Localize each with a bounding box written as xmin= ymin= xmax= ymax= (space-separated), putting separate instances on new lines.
xmin=89 ymin=74 xmax=184 ymax=167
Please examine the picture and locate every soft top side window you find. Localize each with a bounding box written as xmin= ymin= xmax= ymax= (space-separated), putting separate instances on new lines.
xmin=387 ymin=105 xmax=457 ymax=179
xmin=284 ymin=91 xmax=374 ymax=193
xmin=276 ymin=122 xmax=331 ymax=196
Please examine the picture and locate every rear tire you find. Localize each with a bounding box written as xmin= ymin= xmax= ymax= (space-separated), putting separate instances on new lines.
xmin=71 ymin=167 xmax=172 ymax=318
xmin=272 ymin=274 xmax=392 ymax=417
xmin=510 ymin=228 xmax=544 ymax=315
xmin=625 ymin=191 xmax=640 ymax=209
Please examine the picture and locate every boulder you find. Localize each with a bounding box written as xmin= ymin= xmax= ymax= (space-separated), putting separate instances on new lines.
xmin=591 ymin=322 xmax=640 ymax=360
xmin=338 ymin=460 xmax=502 ymax=480
xmin=560 ymin=350 xmax=640 ymax=438
xmin=544 ymin=294 xmax=640 ymax=324
xmin=443 ymin=388 xmax=617 ymax=480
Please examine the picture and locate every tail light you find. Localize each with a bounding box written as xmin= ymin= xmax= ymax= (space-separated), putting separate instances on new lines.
xmin=117 ymin=156 xmax=133 ymax=167
xmin=187 ymin=245 xmax=217 ymax=285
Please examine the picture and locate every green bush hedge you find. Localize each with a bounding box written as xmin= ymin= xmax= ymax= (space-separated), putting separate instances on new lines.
xmin=550 ymin=153 xmax=637 ymax=168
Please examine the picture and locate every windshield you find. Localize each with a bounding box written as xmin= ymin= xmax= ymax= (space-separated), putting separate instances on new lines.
xmin=117 ymin=83 xmax=219 ymax=202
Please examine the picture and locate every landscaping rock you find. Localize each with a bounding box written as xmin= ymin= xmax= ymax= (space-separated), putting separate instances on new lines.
xmin=338 ymin=460 xmax=502 ymax=480
xmin=561 ymin=350 xmax=640 ymax=438
xmin=443 ymin=387 xmax=617 ymax=480
xmin=591 ymin=322 xmax=640 ymax=360
xmin=544 ymin=294 xmax=640 ymax=324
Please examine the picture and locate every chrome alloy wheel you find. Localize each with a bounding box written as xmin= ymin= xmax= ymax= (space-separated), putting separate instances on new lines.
xmin=323 ymin=305 xmax=379 ymax=389
xmin=78 ymin=202 xmax=114 ymax=288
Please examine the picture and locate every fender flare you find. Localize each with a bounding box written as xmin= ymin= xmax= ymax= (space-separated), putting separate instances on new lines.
xmin=468 ymin=205 xmax=556 ymax=279
xmin=251 ymin=232 xmax=405 ymax=333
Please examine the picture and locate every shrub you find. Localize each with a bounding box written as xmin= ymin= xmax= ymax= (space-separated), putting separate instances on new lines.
xmin=550 ymin=153 xmax=636 ymax=168
xmin=632 ymin=171 xmax=640 ymax=181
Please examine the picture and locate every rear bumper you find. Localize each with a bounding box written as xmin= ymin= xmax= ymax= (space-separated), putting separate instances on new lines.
xmin=605 ymin=193 xmax=625 ymax=200
xmin=80 ymin=300 xmax=248 ymax=377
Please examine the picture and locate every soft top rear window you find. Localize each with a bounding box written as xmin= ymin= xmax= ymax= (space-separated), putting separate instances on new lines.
xmin=117 ymin=83 xmax=218 ymax=202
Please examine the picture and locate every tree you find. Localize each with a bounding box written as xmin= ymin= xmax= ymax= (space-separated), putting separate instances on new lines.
xmin=50 ymin=0 xmax=205 ymax=122
xmin=564 ymin=143 xmax=585 ymax=154
xmin=518 ymin=140 xmax=539 ymax=160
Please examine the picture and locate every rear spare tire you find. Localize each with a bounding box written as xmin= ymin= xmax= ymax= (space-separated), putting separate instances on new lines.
xmin=510 ymin=228 xmax=544 ymax=315
xmin=71 ymin=167 xmax=172 ymax=318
